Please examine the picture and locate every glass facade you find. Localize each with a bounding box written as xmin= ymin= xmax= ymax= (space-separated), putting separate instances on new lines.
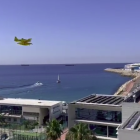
xmin=76 ymin=108 xmax=122 ymax=123
xmin=89 ymin=124 xmax=107 ymax=137
xmin=0 ymin=105 xmax=22 ymax=115
xmin=108 ymin=126 xmax=117 ymax=138
xmin=89 ymin=124 xmax=117 ymax=138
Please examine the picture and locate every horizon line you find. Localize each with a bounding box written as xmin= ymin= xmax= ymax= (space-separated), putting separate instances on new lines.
xmin=0 ymin=62 xmax=136 ymax=66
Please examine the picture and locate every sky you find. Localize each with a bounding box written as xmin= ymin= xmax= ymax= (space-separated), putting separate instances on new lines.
xmin=0 ymin=0 xmax=140 ymax=64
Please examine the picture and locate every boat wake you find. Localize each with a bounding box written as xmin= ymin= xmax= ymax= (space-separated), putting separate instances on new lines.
xmin=0 ymin=82 xmax=43 ymax=91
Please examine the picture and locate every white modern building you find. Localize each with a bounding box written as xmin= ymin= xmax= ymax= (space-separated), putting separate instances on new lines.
xmin=124 ymin=63 xmax=140 ymax=71
xmin=0 ymin=97 xmax=63 ymax=125
xmin=68 ymin=94 xmax=125 ymax=140
xmin=68 ymin=87 xmax=140 ymax=140
xmin=116 ymin=88 xmax=140 ymax=140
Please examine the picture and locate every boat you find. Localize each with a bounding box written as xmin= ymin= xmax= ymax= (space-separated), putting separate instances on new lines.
xmin=56 ymin=75 xmax=61 ymax=83
xmin=34 ymin=81 xmax=43 ymax=86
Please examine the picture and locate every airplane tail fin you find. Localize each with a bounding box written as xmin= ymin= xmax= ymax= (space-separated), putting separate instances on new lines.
xmin=14 ymin=36 xmax=19 ymax=42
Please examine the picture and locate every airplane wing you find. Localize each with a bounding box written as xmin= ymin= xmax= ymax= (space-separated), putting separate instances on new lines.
xmin=26 ymin=38 xmax=32 ymax=42
xmin=17 ymin=42 xmax=32 ymax=46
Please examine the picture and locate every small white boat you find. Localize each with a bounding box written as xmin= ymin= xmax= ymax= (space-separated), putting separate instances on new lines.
xmin=56 ymin=75 xmax=61 ymax=83
xmin=34 ymin=81 xmax=43 ymax=86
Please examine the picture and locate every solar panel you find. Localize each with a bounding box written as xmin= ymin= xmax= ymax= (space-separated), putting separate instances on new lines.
xmin=89 ymin=96 xmax=105 ymax=103
xmin=114 ymin=98 xmax=124 ymax=105
xmin=107 ymin=97 xmax=121 ymax=104
xmin=85 ymin=96 xmax=97 ymax=103
xmin=101 ymin=97 xmax=116 ymax=104
xmin=96 ymin=96 xmax=109 ymax=103
xmin=77 ymin=95 xmax=95 ymax=102
xmin=125 ymin=112 xmax=140 ymax=129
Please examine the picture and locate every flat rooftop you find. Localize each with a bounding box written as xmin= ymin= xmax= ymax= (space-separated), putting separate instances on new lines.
xmin=121 ymin=111 xmax=140 ymax=131
xmin=0 ymin=98 xmax=61 ymax=107
xmin=74 ymin=94 xmax=125 ymax=106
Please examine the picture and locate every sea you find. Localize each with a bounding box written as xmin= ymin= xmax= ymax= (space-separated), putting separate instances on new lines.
xmin=0 ymin=63 xmax=131 ymax=102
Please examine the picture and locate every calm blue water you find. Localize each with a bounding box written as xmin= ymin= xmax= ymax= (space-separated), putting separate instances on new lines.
xmin=0 ymin=64 xmax=131 ymax=102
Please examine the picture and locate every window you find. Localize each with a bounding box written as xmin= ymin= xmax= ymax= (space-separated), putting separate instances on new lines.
xmin=13 ymin=118 xmax=17 ymax=122
xmin=0 ymin=105 xmax=22 ymax=115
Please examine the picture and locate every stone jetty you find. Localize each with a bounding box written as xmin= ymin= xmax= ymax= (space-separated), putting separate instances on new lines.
xmin=105 ymin=68 xmax=139 ymax=77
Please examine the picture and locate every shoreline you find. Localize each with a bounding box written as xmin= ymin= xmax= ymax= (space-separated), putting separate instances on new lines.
xmin=105 ymin=68 xmax=140 ymax=96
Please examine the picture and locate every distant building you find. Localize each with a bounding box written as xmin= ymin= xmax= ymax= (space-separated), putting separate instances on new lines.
xmin=0 ymin=98 xmax=63 ymax=125
xmin=124 ymin=63 xmax=140 ymax=72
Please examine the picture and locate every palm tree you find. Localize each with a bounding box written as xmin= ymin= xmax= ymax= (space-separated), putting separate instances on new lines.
xmin=46 ymin=119 xmax=63 ymax=140
xmin=66 ymin=123 xmax=98 ymax=140
xmin=0 ymin=114 xmax=5 ymax=125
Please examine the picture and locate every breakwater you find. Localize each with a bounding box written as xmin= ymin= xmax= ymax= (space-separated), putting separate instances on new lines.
xmin=105 ymin=68 xmax=139 ymax=77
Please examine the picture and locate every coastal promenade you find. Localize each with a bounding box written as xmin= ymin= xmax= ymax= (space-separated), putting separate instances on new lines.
xmin=105 ymin=68 xmax=140 ymax=96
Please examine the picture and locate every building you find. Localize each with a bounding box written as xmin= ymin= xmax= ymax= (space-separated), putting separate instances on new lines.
xmin=117 ymin=89 xmax=140 ymax=140
xmin=118 ymin=105 xmax=140 ymax=140
xmin=0 ymin=97 xmax=63 ymax=125
xmin=68 ymin=94 xmax=125 ymax=140
xmin=124 ymin=63 xmax=140 ymax=72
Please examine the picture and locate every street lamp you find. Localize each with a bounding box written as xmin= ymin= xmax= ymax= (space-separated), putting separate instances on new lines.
xmin=133 ymin=95 xmax=136 ymax=103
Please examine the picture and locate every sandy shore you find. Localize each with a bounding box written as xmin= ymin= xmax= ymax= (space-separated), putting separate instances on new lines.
xmin=105 ymin=68 xmax=140 ymax=96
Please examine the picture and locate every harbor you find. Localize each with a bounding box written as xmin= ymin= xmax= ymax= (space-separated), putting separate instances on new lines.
xmin=105 ymin=63 xmax=140 ymax=96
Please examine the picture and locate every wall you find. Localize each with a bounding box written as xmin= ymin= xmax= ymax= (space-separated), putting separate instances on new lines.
xmin=22 ymin=106 xmax=40 ymax=113
xmin=68 ymin=104 xmax=76 ymax=129
xmin=22 ymin=106 xmax=40 ymax=124
xmin=39 ymin=108 xmax=49 ymax=125
xmin=50 ymin=103 xmax=62 ymax=119
xmin=122 ymin=103 xmax=140 ymax=123
xmin=118 ymin=129 xmax=140 ymax=140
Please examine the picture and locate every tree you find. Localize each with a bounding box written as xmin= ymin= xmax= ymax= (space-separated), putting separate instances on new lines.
xmin=46 ymin=119 xmax=63 ymax=140
xmin=66 ymin=123 xmax=98 ymax=140
xmin=0 ymin=115 xmax=5 ymax=125
xmin=22 ymin=120 xmax=30 ymax=129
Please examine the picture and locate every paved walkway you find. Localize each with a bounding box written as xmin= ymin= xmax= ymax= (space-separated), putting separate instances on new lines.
xmin=123 ymin=81 xmax=134 ymax=96
xmin=57 ymin=128 xmax=68 ymax=140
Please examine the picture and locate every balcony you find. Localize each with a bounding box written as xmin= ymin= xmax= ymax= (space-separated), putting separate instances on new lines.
xmin=75 ymin=108 xmax=122 ymax=124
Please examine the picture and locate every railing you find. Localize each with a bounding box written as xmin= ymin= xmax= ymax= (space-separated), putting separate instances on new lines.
xmin=0 ymin=110 xmax=22 ymax=115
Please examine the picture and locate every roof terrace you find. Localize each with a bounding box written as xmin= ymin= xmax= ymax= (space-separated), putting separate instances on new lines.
xmin=73 ymin=94 xmax=125 ymax=106
xmin=0 ymin=98 xmax=61 ymax=107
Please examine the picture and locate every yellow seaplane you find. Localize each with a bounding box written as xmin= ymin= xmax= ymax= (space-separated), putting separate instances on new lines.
xmin=14 ymin=37 xmax=33 ymax=46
